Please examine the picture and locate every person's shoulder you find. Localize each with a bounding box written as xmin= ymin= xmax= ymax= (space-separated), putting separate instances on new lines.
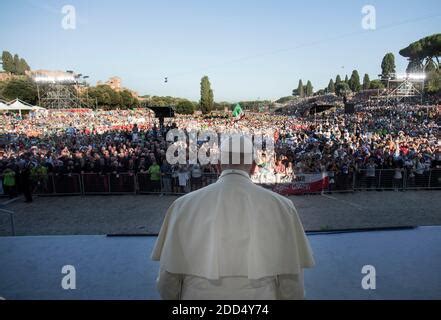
xmin=173 ymin=182 xmax=218 ymax=204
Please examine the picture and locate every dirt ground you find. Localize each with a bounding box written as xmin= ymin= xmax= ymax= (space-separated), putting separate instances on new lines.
xmin=1 ymin=191 xmax=440 ymax=236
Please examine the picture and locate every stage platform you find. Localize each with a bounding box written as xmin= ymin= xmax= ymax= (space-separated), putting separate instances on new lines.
xmin=0 ymin=227 xmax=440 ymax=300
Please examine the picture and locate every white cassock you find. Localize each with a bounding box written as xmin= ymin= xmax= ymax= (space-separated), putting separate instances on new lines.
xmin=151 ymin=169 xmax=315 ymax=300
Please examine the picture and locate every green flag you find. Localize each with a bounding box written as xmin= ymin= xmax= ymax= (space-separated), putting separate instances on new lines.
xmin=232 ymin=103 xmax=244 ymax=118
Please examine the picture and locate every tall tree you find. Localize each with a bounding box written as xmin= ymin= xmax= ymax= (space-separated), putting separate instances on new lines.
xmin=208 ymin=89 xmax=214 ymax=111
xmin=1 ymin=78 xmax=38 ymax=104
xmin=335 ymin=75 xmax=342 ymax=86
xmin=175 ymin=100 xmax=195 ymax=114
xmin=362 ymin=74 xmax=370 ymax=90
xmin=200 ymin=76 xmax=213 ymax=114
xmin=297 ymin=80 xmax=304 ymax=98
xmin=110 ymin=90 xmax=122 ymax=107
xmin=1 ymin=51 xmax=14 ymax=73
xmin=327 ymin=79 xmax=335 ymax=93
xmin=87 ymin=84 xmax=121 ymax=108
xmin=369 ymin=79 xmax=385 ymax=89
xmin=406 ymin=59 xmax=423 ymax=73
xmin=1 ymin=51 xmax=31 ymax=75
xmin=120 ymin=89 xmax=134 ymax=108
xmin=13 ymin=54 xmax=20 ymax=74
xmin=348 ymin=70 xmax=361 ymax=92
xmin=19 ymin=58 xmax=30 ymax=74
xmin=344 ymin=75 xmax=349 ymax=83
xmin=335 ymin=82 xmax=351 ymax=97
xmin=16 ymin=58 xmax=25 ymax=75
xmin=381 ymin=53 xmax=396 ymax=78
xmin=306 ymin=80 xmax=313 ymax=96
xmin=425 ymin=69 xmax=441 ymax=94
xmin=399 ymin=33 xmax=441 ymax=68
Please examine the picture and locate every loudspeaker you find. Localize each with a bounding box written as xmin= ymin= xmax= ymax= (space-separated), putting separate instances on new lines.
xmin=344 ymin=103 xmax=355 ymax=114
xmin=148 ymin=106 xmax=175 ymax=118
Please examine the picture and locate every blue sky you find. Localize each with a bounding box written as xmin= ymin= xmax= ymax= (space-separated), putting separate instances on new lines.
xmin=0 ymin=0 xmax=439 ymax=101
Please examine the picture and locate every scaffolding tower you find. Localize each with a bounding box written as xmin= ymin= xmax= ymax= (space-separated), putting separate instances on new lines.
xmin=32 ymin=70 xmax=91 ymax=109
xmin=37 ymin=83 xmax=87 ymax=109
xmin=371 ymin=73 xmax=425 ymax=106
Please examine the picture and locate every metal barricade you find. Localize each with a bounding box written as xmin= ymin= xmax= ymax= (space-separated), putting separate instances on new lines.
xmin=0 ymin=208 xmax=15 ymax=236
xmin=160 ymin=173 xmax=173 ymax=194
xmin=137 ymin=173 xmax=162 ymax=194
xmin=405 ymin=170 xmax=433 ymax=190
xmin=332 ymin=172 xmax=355 ymax=192
xmin=429 ymin=169 xmax=441 ymax=189
xmin=378 ymin=169 xmax=394 ymax=190
xmin=32 ymin=174 xmax=55 ymax=195
xmin=13 ymin=168 xmax=441 ymax=197
xmin=82 ymin=173 xmax=110 ymax=194
xmin=109 ymin=173 xmax=136 ymax=194
xmin=355 ymin=169 xmax=405 ymax=191
xmin=354 ymin=170 xmax=380 ymax=191
xmin=53 ymin=173 xmax=82 ymax=195
xmin=171 ymin=172 xmax=187 ymax=194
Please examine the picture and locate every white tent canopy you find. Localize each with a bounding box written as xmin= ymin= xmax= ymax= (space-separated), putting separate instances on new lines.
xmin=7 ymin=98 xmax=35 ymax=111
xmin=0 ymin=99 xmax=46 ymax=112
xmin=0 ymin=102 xmax=10 ymax=110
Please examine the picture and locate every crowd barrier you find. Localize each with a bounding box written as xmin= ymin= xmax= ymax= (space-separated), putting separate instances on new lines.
xmin=354 ymin=169 xmax=441 ymax=191
xmin=0 ymin=169 xmax=439 ymax=197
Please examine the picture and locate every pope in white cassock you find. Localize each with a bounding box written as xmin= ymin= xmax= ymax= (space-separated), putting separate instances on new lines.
xmin=151 ymin=135 xmax=315 ymax=300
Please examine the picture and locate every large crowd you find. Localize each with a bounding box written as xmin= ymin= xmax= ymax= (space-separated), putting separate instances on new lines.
xmin=0 ymin=101 xmax=440 ymax=197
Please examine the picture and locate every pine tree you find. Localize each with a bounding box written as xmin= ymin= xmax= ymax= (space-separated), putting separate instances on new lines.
xmin=19 ymin=58 xmax=30 ymax=74
xmin=406 ymin=59 xmax=423 ymax=73
xmin=381 ymin=53 xmax=396 ymax=78
xmin=335 ymin=82 xmax=351 ymax=97
xmin=200 ymin=76 xmax=214 ymax=114
xmin=1 ymin=51 xmax=14 ymax=73
xmin=306 ymin=80 xmax=313 ymax=96
xmin=1 ymin=51 xmax=31 ymax=75
xmin=327 ymin=79 xmax=335 ymax=93
xmin=362 ymin=74 xmax=370 ymax=90
xmin=208 ymin=89 xmax=214 ymax=110
xmin=16 ymin=58 xmax=25 ymax=75
xmin=335 ymin=75 xmax=342 ymax=85
xmin=297 ymin=80 xmax=304 ymax=98
xmin=349 ymin=70 xmax=361 ymax=92
xmin=13 ymin=54 xmax=20 ymax=74
xmin=344 ymin=75 xmax=349 ymax=83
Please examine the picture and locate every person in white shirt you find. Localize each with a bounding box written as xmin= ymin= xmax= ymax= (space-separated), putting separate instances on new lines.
xmin=152 ymin=135 xmax=315 ymax=300
xmin=177 ymin=166 xmax=190 ymax=193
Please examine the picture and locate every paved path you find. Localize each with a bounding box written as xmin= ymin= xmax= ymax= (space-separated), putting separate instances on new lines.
xmin=1 ymin=191 xmax=440 ymax=236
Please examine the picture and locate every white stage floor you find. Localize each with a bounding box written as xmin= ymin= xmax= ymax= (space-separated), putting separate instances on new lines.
xmin=0 ymin=227 xmax=440 ymax=300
